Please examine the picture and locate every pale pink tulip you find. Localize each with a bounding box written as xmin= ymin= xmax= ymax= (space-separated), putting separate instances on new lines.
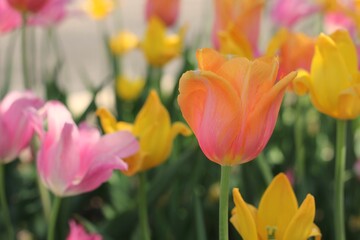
xmin=37 ymin=101 xmax=139 ymax=197
xmin=67 ymin=220 xmax=102 ymax=240
xmin=271 ymin=0 xmax=321 ymax=28
xmin=0 ymin=91 xmax=43 ymax=163
xmin=0 ymin=0 xmax=69 ymax=33
xmin=145 ymin=0 xmax=180 ymax=27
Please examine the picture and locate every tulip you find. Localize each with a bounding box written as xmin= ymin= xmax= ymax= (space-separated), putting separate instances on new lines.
xmin=37 ymin=101 xmax=139 ymax=197
xmin=140 ymin=17 xmax=185 ymax=67
xmin=116 ymin=75 xmax=145 ymax=101
xmin=212 ymin=0 xmax=263 ymax=56
xmin=294 ymin=30 xmax=360 ymax=119
xmin=0 ymin=0 xmax=68 ymax=32
xmin=271 ymin=0 xmax=321 ymax=28
xmin=7 ymin=0 xmax=48 ymax=13
xmin=266 ymin=28 xmax=315 ymax=87
xmin=145 ymin=0 xmax=180 ymax=27
xmin=109 ymin=31 xmax=139 ymax=55
xmin=231 ymin=173 xmax=322 ymax=240
xmin=97 ymin=90 xmax=192 ymax=176
xmin=0 ymin=91 xmax=43 ymax=163
xmin=83 ymin=0 xmax=114 ymax=20
xmin=67 ymin=220 xmax=102 ymax=240
xmin=178 ymin=48 xmax=296 ymax=166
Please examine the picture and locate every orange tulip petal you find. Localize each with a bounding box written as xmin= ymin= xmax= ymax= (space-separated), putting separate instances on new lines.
xmin=196 ymin=48 xmax=227 ymax=72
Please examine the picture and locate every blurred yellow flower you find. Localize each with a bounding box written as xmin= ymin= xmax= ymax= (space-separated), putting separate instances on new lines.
xmin=140 ymin=17 xmax=185 ymax=67
xmin=83 ymin=0 xmax=115 ymax=20
xmin=294 ymin=30 xmax=360 ymax=119
xmin=116 ymin=76 xmax=145 ymax=101
xmin=109 ymin=31 xmax=139 ymax=55
xmin=231 ymin=173 xmax=322 ymax=240
xmin=97 ymin=90 xmax=192 ymax=176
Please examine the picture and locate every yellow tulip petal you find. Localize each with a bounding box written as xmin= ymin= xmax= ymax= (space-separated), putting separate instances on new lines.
xmin=83 ymin=0 xmax=115 ymax=20
xmin=293 ymin=69 xmax=311 ymax=96
xmin=309 ymin=224 xmax=322 ymax=240
xmin=337 ymin=85 xmax=360 ymax=119
xmin=230 ymin=188 xmax=258 ymax=240
xmin=257 ymin=173 xmax=298 ymax=240
xmin=115 ymin=121 xmax=133 ymax=132
xmin=110 ymin=31 xmax=139 ymax=55
xmin=116 ymin=76 xmax=145 ymax=101
xmin=170 ymin=122 xmax=192 ymax=139
xmin=330 ymin=30 xmax=358 ymax=77
xmin=265 ymin=28 xmax=288 ymax=56
xmin=96 ymin=108 xmax=118 ymax=134
xmin=283 ymin=194 xmax=316 ymax=240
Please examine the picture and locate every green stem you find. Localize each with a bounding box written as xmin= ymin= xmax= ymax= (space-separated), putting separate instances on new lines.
xmin=37 ymin=175 xmax=51 ymax=221
xmin=219 ymin=165 xmax=231 ymax=240
xmin=256 ymin=153 xmax=273 ymax=185
xmin=138 ymin=173 xmax=151 ymax=240
xmin=295 ymin=99 xmax=306 ymax=197
xmin=334 ymin=120 xmax=346 ymax=240
xmin=47 ymin=196 xmax=62 ymax=240
xmin=21 ymin=13 xmax=30 ymax=89
xmin=0 ymin=164 xmax=14 ymax=239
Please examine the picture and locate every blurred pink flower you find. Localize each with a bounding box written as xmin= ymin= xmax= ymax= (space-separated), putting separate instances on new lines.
xmin=67 ymin=220 xmax=102 ymax=240
xmin=0 ymin=91 xmax=43 ymax=164
xmin=324 ymin=11 xmax=357 ymax=37
xmin=0 ymin=0 xmax=69 ymax=33
xmin=7 ymin=0 xmax=48 ymax=13
xmin=36 ymin=101 xmax=139 ymax=197
xmin=271 ymin=0 xmax=321 ymax=28
xmin=145 ymin=0 xmax=180 ymax=27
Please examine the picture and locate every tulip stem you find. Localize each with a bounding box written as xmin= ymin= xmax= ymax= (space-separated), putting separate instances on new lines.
xmin=219 ymin=165 xmax=231 ymax=240
xmin=294 ymin=98 xmax=306 ymax=197
xmin=21 ymin=13 xmax=31 ymax=89
xmin=37 ymin=174 xmax=51 ymax=221
xmin=256 ymin=153 xmax=273 ymax=185
xmin=334 ymin=120 xmax=346 ymax=240
xmin=47 ymin=196 xmax=62 ymax=240
xmin=0 ymin=164 xmax=14 ymax=240
xmin=138 ymin=172 xmax=151 ymax=240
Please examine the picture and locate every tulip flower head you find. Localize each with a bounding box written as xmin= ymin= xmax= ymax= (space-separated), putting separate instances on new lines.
xmin=109 ymin=31 xmax=139 ymax=55
xmin=145 ymin=0 xmax=180 ymax=27
xmin=140 ymin=17 xmax=185 ymax=67
xmin=97 ymin=90 xmax=192 ymax=176
xmin=67 ymin=220 xmax=102 ymax=240
xmin=231 ymin=173 xmax=322 ymax=240
xmin=178 ymin=48 xmax=296 ymax=166
xmin=37 ymin=101 xmax=139 ymax=197
xmin=294 ymin=30 xmax=360 ymax=119
xmin=7 ymin=0 xmax=48 ymax=13
xmin=0 ymin=91 xmax=43 ymax=163
xmin=116 ymin=75 xmax=145 ymax=101
xmin=83 ymin=0 xmax=115 ymax=20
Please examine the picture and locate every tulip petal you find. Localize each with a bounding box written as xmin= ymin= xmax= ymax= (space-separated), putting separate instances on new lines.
xmin=337 ymin=85 xmax=360 ymax=119
xmin=257 ymin=173 xmax=298 ymax=240
xmin=283 ymin=194 xmax=316 ymax=240
xmin=196 ymin=48 xmax=227 ymax=72
xmin=96 ymin=108 xmax=119 ymax=134
xmin=309 ymin=224 xmax=322 ymax=240
xmin=230 ymin=188 xmax=258 ymax=240
xmin=293 ymin=69 xmax=311 ymax=96
xmin=178 ymin=70 xmax=241 ymax=164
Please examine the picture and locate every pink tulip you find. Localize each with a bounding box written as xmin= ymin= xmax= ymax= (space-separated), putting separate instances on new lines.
xmin=271 ymin=0 xmax=321 ymax=28
xmin=7 ymin=0 xmax=48 ymax=13
xmin=145 ymin=0 xmax=180 ymax=27
xmin=0 ymin=0 xmax=69 ymax=33
xmin=36 ymin=101 xmax=139 ymax=197
xmin=324 ymin=11 xmax=357 ymax=37
xmin=67 ymin=220 xmax=102 ymax=240
xmin=0 ymin=91 xmax=43 ymax=163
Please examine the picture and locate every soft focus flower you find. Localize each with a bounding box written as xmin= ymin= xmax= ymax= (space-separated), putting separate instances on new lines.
xmin=140 ymin=17 xmax=185 ymax=67
xmin=97 ymin=90 xmax=192 ymax=176
xmin=266 ymin=28 xmax=315 ymax=83
xmin=212 ymin=0 xmax=263 ymax=55
xmin=231 ymin=173 xmax=322 ymax=240
xmin=0 ymin=91 xmax=43 ymax=163
xmin=324 ymin=11 xmax=357 ymax=37
xmin=177 ymin=48 xmax=296 ymax=166
xmin=7 ymin=0 xmax=48 ymax=13
xmin=83 ymin=0 xmax=114 ymax=20
xmin=116 ymin=75 xmax=145 ymax=101
xmin=67 ymin=220 xmax=102 ymax=240
xmin=0 ymin=0 xmax=69 ymax=33
xmin=109 ymin=31 xmax=139 ymax=55
xmin=294 ymin=30 xmax=360 ymax=119
xmin=145 ymin=0 xmax=180 ymax=27
xmin=37 ymin=101 xmax=139 ymax=197
xmin=271 ymin=0 xmax=321 ymax=28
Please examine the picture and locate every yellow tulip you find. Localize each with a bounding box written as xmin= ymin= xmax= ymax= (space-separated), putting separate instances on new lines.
xmin=97 ymin=90 xmax=192 ymax=176
xmin=116 ymin=76 xmax=145 ymax=101
xmin=231 ymin=173 xmax=322 ymax=240
xmin=140 ymin=17 xmax=185 ymax=67
xmin=83 ymin=0 xmax=115 ymax=20
xmin=294 ymin=30 xmax=360 ymax=119
xmin=109 ymin=31 xmax=139 ymax=55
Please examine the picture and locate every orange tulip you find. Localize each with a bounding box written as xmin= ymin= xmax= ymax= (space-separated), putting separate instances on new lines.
xmin=178 ymin=48 xmax=296 ymax=165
